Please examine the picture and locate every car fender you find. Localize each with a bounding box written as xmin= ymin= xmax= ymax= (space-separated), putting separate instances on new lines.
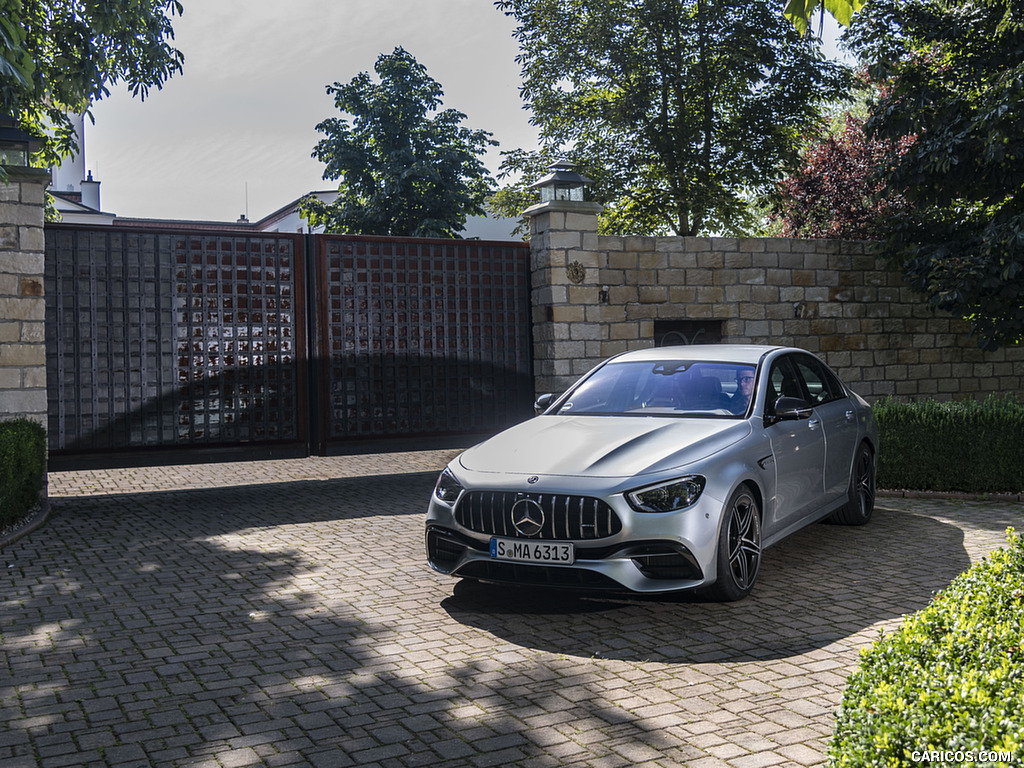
xmin=701 ymin=455 xmax=770 ymax=536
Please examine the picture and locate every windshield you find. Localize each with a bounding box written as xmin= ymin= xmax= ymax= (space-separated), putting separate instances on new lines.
xmin=556 ymin=360 xmax=756 ymax=418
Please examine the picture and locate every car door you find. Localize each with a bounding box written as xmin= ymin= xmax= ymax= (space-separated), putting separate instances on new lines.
xmin=791 ymin=354 xmax=859 ymax=501
xmin=762 ymin=355 xmax=826 ymax=534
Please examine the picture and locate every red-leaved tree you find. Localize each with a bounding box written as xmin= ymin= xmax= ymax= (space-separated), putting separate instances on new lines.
xmin=773 ymin=114 xmax=913 ymax=240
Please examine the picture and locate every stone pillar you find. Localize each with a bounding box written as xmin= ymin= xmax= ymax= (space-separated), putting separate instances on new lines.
xmin=523 ymin=198 xmax=604 ymax=396
xmin=0 ymin=166 xmax=50 ymax=426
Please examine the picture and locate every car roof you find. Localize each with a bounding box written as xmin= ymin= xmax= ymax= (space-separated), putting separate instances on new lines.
xmin=608 ymin=344 xmax=785 ymax=366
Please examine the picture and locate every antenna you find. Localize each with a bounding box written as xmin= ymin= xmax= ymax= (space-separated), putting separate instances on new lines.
xmin=237 ymin=182 xmax=252 ymax=224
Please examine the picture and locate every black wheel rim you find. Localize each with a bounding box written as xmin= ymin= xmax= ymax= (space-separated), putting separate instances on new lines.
xmin=727 ymin=492 xmax=761 ymax=590
xmin=854 ymin=449 xmax=875 ymax=516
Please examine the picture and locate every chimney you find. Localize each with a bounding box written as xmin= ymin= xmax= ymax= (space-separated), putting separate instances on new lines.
xmin=80 ymin=170 xmax=100 ymax=210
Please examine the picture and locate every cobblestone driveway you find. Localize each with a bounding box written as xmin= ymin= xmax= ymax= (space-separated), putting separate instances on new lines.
xmin=2 ymin=450 xmax=1022 ymax=768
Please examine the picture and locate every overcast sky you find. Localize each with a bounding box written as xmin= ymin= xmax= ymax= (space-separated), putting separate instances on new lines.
xmin=83 ymin=0 xmax=533 ymax=222
xmin=81 ymin=0 xmax=846 ymax=223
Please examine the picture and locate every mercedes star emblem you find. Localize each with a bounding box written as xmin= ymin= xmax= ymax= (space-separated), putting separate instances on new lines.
xmin=510 ymin=498 xmax=545 ymax=537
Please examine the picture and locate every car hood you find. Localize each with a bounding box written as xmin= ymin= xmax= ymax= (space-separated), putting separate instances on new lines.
xmin=458 ymin=415 xmax=751 ymax=478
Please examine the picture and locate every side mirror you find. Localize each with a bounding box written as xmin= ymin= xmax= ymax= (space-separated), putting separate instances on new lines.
xmin=534 ymin=393 xmax=555 ymax=415
xmin=766 ymin=396 xmax=813 ymax=425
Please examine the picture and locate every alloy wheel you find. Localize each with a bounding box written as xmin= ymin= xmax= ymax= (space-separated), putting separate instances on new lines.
xmin=853 ymin=446 xmax=876 ymax=519
xmin=727 ymin=490 xmax=761 ymax=590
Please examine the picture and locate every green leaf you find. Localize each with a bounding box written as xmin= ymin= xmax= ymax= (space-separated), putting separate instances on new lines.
xmin=822 ymin=0 xmax=863 ymax=27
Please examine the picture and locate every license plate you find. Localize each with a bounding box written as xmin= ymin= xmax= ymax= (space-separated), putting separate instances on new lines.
xmin=490 ymin=538 xmax=574 ymax=565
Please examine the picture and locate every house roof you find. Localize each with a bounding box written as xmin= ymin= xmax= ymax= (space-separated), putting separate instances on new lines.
xmin=253 ymin=190 xmax=336 ymax=230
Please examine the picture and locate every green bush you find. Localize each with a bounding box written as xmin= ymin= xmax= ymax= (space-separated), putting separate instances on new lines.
xmin=829 ymin=529 xmax=1024 ymax=767
xmin=0 ymin=418 xmax=46 ymax=528
xmin=874 ymin=397 xmax=1024 ymax=494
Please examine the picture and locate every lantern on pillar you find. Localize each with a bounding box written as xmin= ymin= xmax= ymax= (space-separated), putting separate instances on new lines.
xmin=0 ymin=115 xmax=42 ymax=168
xmin=529 ymin=160 xmax=593 ymax=203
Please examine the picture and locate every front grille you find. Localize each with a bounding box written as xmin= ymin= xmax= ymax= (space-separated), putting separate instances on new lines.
xmin=455 ymin=491 xmax=621 ymax=540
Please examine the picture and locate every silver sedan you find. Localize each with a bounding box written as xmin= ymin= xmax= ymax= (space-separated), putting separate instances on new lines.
xmin=425 ymin=345 xmax=878 ymax=601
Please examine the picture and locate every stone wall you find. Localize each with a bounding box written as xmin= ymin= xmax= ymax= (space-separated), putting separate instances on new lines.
xmin=0 ymin=167 xmax=50 ymax=426
xmin=526 ymin=201 xmax=1024 ymax=401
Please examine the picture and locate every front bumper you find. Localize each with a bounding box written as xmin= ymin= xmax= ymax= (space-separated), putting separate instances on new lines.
xmin=425 ymin=482 xmax=723 ymax=593
xmin=426 ymin=525 xmax=705 ymax=592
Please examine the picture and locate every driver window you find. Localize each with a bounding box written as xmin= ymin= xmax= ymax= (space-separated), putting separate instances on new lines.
xmin=793 ymin=356 xmax=844 ymax=406
xmin=766 ymin=357 xmax=805 ymax=411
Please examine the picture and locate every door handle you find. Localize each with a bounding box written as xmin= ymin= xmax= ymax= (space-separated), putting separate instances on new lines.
xmin=808 ymin=419 xmax=821 ymax=430
xmin=845 ymin=410 xmax=855 ymax=422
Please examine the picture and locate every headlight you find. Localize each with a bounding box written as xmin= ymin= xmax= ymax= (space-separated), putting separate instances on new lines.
xmin=434 ymin=468 xmax=464 ymax=503
xmin=626 ymin=476 xmax=706 ymax=513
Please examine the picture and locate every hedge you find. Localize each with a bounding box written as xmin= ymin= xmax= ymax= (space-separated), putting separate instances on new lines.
xmin=874 ymin=396 xmax=1024 ymax=494
xmin=829 ymin=529 xmax=1024 ymax=767
xmin=0 ymin=418 xmax=46 ymax=529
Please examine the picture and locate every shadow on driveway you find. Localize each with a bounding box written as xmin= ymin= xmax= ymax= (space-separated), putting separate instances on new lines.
xmin=441 ymin=506 xmax=971 ymax=663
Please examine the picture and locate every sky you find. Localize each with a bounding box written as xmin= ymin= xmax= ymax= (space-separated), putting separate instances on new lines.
xmin=79 ymin=0 xmax=848 ymax=224
xmin=83 ymin=0 xmax=535 ymax=222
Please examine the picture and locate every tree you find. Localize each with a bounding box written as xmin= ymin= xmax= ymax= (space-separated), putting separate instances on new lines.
xmin=846 ymin=0 xmax=1024 ymax=350
xmin=492 ymin=0 xmax=851 ymax=237
xmin=300 ymin=47 xmax=497 ymax=239
xmin=0 ymin=0 xmax=183 ymax=168
xmin=772 ymin=113 xmax=913 ymax=239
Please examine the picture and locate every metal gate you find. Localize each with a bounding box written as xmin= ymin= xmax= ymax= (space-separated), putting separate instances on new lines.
xmin=44 ymin=224 xmax=533 ymax=466
xmin=311 ymin=235 xmax=534 ymax=453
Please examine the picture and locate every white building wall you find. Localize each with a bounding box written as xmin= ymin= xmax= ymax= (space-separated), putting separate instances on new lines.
xmin=50 ymin=113 xmax=87 ymax=195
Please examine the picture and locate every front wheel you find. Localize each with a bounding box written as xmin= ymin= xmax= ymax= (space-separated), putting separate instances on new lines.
xmin=709 ymin=484 xmax=762 ymax=602
xmin=830 ymin=442 xmax=875 ymax=526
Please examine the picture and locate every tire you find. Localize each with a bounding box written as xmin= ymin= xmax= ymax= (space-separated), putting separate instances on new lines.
xmin=830 ymin=442 xmax=875 ymax=525
xmin=709 ymin=484 xmax=762 ymax=602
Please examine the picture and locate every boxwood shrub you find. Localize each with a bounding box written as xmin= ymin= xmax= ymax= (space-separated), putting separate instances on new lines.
xmin=0 ymin=418 xmax=46 ymax=528
xmin=829 ymin=529 xmax=1024 ymax=767
xmin=874 ymin=396 xmax=1024 ymax=494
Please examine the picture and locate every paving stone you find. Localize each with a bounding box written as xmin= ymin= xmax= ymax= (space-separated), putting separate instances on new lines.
xmin=1 ymin=455 xmax=1020 ymax=767
xmin=778 ymin=742 xmax=827 ymax=766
